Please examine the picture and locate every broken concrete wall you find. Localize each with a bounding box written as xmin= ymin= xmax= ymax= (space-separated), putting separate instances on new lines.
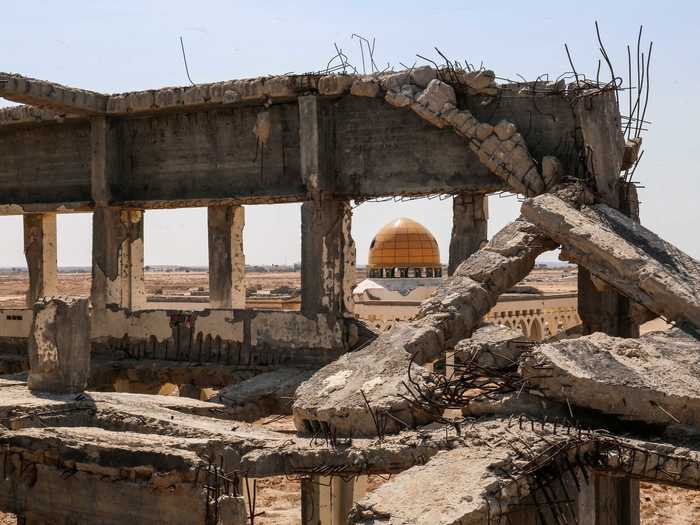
xmin=521 ymin=194 xmax=700 ymax=330
xmin=27 ymin=297 xmax=90 ymax=394
xmin=0 ymin=68 xmax=604 ymax=213
xmin=91 ymin=308 xmax=352 ymax=367
xmin=0 ymin=427 xmax=247 ymax=525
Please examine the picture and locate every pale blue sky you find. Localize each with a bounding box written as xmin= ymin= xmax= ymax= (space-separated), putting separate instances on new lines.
xmin=0 ymin=0 xmax=697 ymax=267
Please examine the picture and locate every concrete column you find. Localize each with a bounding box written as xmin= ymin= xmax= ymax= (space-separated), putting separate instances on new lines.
xmin=301 ymin=475 xmax=366 ymax=525
xmin=301 ymin=476 xmax=331 ymax=525
xmin=207 ymin=205 xmax=245 ymax=309
xmin=448 ymin=192 xmax=488 ymax=276
xmin=578 ymin=183 xmax=640 ymax=338
xmin=91 ymin=206 xmax=145 ymax=311
xmin=301 ymin=199 xmax=355 ymax=317
xmin=330 ymin=476 xmax=355 ymax=525
xmin=594 ymin=475 xmax=640 ymax=525
xmin=23 ymin=213 xmax=57 ymax=305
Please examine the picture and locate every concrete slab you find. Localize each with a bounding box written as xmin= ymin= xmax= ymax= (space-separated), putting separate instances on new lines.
xmin=212 ymin=367 xmax=314 ymax=421
xmin=521 ymin=329 xmax=700 ymax=427
xmin=521 ymin=194 xmax=700 ymax=331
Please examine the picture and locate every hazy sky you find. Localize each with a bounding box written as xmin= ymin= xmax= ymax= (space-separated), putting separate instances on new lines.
xmin=0 ymin=0 xmax=697 ymax=267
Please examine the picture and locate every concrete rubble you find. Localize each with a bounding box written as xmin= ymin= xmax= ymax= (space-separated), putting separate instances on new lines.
xmin=211 ymin=367 xmax=313 ymax=421
xmin=2 ymin=56 xmax=700 ymax=525
xmin=293 ymin=217 xmax=555 ymax=437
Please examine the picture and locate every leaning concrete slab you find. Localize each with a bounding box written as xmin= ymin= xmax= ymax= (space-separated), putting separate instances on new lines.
xmin=293 ymin=218 xmax=555 ymax=437
xmin=521 ymin=193 xmax=700 ymax=331
xmin=293 ymin=323 xmax=435 ymax=437
xmin=417 ymin=217 xmax=557 ymax=344
xmin=27 ymin=297 xmax=90 ymax=394
xmin=521 ymin=328 xmax=700 ymax=427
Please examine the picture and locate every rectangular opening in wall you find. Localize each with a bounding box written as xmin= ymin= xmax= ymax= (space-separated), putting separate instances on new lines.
xmin=0 ymin=216 xmax=28 ymax=308
xmin=57 ymin=212 xmax=92 ymax=298
xmin=144 ymin=208 xmax=209 ymax=310
xmin=243 ymin=203 xmax=301 ymax=311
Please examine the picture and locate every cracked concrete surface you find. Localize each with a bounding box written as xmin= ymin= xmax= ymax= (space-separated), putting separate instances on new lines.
xmin=521 ymin=328 xmax=700 ymax=428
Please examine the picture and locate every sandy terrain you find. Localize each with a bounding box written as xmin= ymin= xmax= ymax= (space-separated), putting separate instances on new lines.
xmin=0 ymin=267 xmax=576 ymax=308
xmin=0 ymin=270 xmax=303 ymax=308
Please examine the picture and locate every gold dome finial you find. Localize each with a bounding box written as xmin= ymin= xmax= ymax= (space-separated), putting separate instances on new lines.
xmin=367 ymin=218 xmax=441 ymax=278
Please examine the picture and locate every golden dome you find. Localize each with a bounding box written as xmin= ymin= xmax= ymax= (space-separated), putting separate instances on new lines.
xmin=368 ymin=218 xmax=441 ymax=269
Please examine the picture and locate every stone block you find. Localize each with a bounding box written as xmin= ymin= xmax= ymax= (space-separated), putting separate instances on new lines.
xmin=27 ymin=297 xmax=91 ymax=394
xmin=415 ymin=79 xmax=456 ymax=113
xmin=410 ymin=66 xmax=436 ymax=88
xmin=350 ymin=79 xmax=381 ymax=97
xmin=318 ymin=75 xmax=354 ymax=95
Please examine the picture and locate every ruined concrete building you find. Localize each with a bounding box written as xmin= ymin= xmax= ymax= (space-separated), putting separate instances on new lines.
xmin=0 ymin=56 xmax=698 ymax=525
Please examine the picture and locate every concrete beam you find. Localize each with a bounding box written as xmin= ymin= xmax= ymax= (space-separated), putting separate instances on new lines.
xmin=448 ymin=192 xmax=488 ymax=276
xmin=208 ymin=205 xmax=245 ymax=309
xmin=521 ymin=194 xmax=700 ymax=331
xmin=90 ymin=207 xmax=145 ymax=311
xmin=22 ymin=213 xmax=57 ymax=305
xmin=301 ymin=199 xmax=355 ymax=317
xmin=0 ymin=73 xmax=108 ymax=114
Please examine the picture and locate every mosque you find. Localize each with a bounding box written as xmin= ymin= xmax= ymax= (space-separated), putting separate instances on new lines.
xmin=354 ymin=218 xmax=443 ymax=302
xmin=352 ymin=218 xmax=580 ymax=341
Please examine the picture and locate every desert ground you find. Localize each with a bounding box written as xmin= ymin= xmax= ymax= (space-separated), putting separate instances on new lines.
xmin=0 ymin=265 xmax=577 ymax=308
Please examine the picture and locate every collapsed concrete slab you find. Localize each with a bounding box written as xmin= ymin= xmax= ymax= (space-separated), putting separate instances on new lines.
xmin=521 ymin=328 xmax=700 ymax=427
xmin=348 ymin=415 xmax=700 ymax=525
xmin=521 ymin=194 xmax=700 ymax=330
xmin=417 ymin=217 xmax=557 ymax=344
xmin=293 ymin=218 xmax=556 ymax=437
xmin=293 ymin=324 xmax=435 ymax=437
xmin=212 ymin=367 xmax=314 ymax=421
xmin=349 ymin=446 xmax=513 ymax=524
xmin=27 ymin=297 xmax=90 ymax=394
xmin=0 ymin=426 xmax=247 ymax=525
